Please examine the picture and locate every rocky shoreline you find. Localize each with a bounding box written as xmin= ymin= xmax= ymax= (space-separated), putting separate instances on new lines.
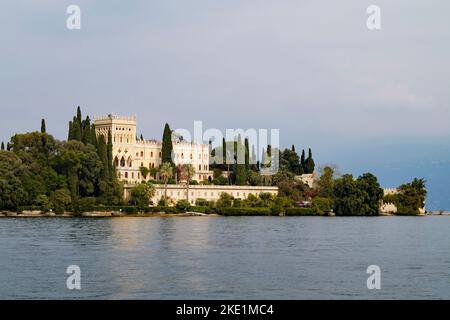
xmin=0 ymin=210 xmax=218 ymax=218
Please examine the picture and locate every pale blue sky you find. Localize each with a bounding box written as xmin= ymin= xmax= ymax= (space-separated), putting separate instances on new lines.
xmin=1 ymin=1 xmax=449 ymax=209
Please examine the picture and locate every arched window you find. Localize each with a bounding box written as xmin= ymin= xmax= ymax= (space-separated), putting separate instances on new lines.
xmin=125 ymin=172 xmax=128 ymax=178
xmin=151 ymin=152 xmax=153 ymax=157
xmin=141 ymin=151 xmax=144 ymax=157
xmin=114 ymin=156 xmax=119 ymax=167
xmin=120 ymin=157 xmax=126 ymax=167
xmin=198 ymin=165 xmax=201 ymax=171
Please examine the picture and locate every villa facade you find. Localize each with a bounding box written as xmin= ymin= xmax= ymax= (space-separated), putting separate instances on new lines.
xmin=94 ymin=114 xmax=213 ymax=184
xmin=123 ymin=184 xmax=279 ymax=205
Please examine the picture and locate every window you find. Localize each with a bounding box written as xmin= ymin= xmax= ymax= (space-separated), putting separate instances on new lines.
xmin=199 ymin=165 xmax=201 ymax=171
xmin=125 ymin=172 xmax=128 ymax=178
xmin=141 ymin=151 xmax=144 ymax=157
xmin=151 ymin=152 xmax=153 ymax=157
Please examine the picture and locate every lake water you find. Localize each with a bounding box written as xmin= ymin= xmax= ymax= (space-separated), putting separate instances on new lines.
xmin=0 ymin=216 xmax=450 ymax=299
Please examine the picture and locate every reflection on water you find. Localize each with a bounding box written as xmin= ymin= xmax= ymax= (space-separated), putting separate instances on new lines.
xmin=1 ymin=216 xmax=450 ymax=299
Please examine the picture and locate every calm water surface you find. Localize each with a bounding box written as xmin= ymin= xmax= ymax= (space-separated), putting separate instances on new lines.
xmin=0 ymin=216 xmax=450 ymax=299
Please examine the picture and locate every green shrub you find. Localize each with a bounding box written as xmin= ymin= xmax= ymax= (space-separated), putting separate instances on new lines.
xmin=190 ymin=206 xmax=211 ymax=214
xmin=216 ymin=193 xmax=233 ymax=208
xmin=285 ymin=207 xmax=315 ymax=216
xmin=217 ymin=207 xmax=273 ymax=216
xmin=176 ymin=199 xmax=191 ymax=211
xmin=161 ymin=206 xmax=182 ymax=214
xmin=311 ymin=197 xmax=332 ymax=215
xmin=17 ymin=205 xmax=43 ymax=213
xmin=195 ymin=198 xmax=208 ymax=206
xmin=35 ymin=194 xmax=51 ymax=212
xmin=78 ymin=197 xmax=97 ymax=213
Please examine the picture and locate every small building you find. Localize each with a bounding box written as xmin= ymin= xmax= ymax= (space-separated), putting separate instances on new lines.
xmin=294 ymin=173 xmax=317 ymax=188
xmin=380 ymin=188 xmax=425 ymax=215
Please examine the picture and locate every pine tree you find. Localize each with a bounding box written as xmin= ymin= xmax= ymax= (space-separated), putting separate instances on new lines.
xmin=41 ymin=119 xmax=46 ymax=133
xmin=161 ymin=123 xmax=174 ymax=166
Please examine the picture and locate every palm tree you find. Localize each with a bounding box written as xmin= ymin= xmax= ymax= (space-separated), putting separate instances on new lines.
xmin=182 ymin=164 xmax=196 ymax=203
xmin=159 ymin=162 xmax=173 ymax=206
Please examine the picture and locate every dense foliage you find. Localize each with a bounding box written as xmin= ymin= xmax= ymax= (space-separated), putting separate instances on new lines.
xmin=0 ymin=108 xmax=122 ymax=212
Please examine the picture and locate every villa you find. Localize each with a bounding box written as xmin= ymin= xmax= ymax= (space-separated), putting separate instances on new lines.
xmin=94 ymin=114 xmax=213 ymax=184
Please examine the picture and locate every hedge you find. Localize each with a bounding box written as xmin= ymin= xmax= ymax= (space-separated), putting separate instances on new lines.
xmin=190 ymin=206 xmax=211 ymax=214
xmin=285 ymin=207 xmax=315 ymax=216
xmin=217 ymin=207 xmax=273 ymax=216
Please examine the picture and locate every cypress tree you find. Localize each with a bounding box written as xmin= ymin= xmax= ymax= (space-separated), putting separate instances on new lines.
xmin=301 ymin=149 xmax=306 ymax=171
xmin=244 ymin=138 xmax=250 ymax=170
xmin=291 ymin=144 xmax=295 ymax=152
xmin=6 ymin=142 xmax=11 ymax=151
xmin=76 ymin=106 xmax=82 ymax=125
xmin=1 ymin=142 xmax=4 ymax=150
xmin=251 ymin=145 xmax=257 ymax=171
xmin=140 ymin=134 xmax=144 ymax=141
xmin=71 ymin=116 xmax=81 ymax=141
xmin=82 ymin=116 xmax=91 ymax=145
xmin=161 ymin=123 xmax=174 ymax=166
xmin=90 ymin=124 xmax=98 ymax=148
xmin=107 ymin=130 xmax=113 ymax=174
xmin=98 ymin=135 xmax=110 ymax=180
xmin=305 ymin=148 xmax=315 ymax=174
xmin=222 ymin=137 xmax=226 ymax=167
xmin=41 ymin=119 xmax=46 ymax=133
xmin=68 ymin=121 xmax=73 ymax=140
xmin=235 ymin=135 xmax=247 ymax=185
